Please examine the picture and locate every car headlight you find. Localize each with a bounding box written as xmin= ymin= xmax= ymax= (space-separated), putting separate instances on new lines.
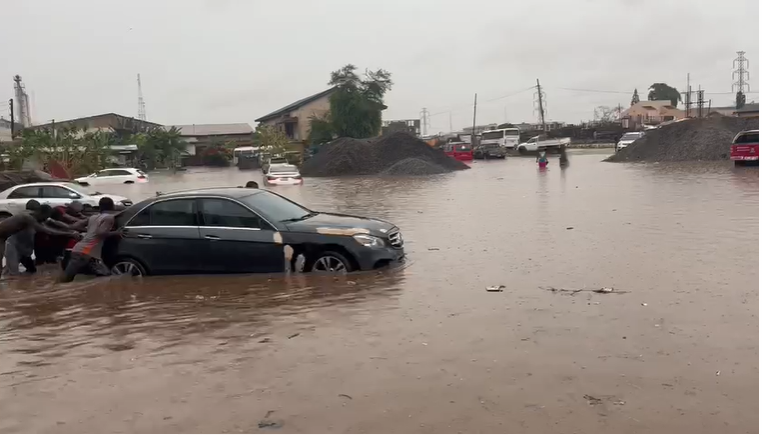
xmin=353 ymin=234 xmax=385 ymax=248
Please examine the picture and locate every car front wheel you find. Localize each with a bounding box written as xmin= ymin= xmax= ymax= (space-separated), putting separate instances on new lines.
xmin=305 ymin=251 xmax=354 ymax=273
xmin=111 ymin=258 xmax=147 ymax=277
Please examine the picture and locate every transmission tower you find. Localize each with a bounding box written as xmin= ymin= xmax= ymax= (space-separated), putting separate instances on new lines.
xmin=137 ymin=74 xmax=147 ymax=121
xmin=419 ymin=107 xmax=429 ymax=136
xmin=533 ymin=79 xmax=547 ymax=132
xmin=733 ymin=51 xmax=750 ymax=109
xmin=13 ymin=75 xmax=31 ymax=127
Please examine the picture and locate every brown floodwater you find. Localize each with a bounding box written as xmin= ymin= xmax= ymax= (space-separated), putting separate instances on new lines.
xmin=0 ymin=151 xmax=758 ymax=433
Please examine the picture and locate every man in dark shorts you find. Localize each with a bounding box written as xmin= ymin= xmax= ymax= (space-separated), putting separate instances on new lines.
xmin=0 ymin=203 xmax=80 ymax=277
xmin=59 ymin=197 xmax=121 ymax=283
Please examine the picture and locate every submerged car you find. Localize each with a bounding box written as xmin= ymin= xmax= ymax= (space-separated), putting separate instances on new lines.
xmin=730 ymin=129 xmax=759 ymax=166
xmin=75 ymin=167 xmax=148 ymax=186
xmin=264 ymin=164 xmax=303 ymax=186
xmin=616 ymin=132 xmax=645 ymax=152
xmin=0 ymin=182 xmax=132 ymax=219
xmin=473 ymin=143 xmax=506 ymax=159
xmin=92 ymin=187 xmax=404 ymax=276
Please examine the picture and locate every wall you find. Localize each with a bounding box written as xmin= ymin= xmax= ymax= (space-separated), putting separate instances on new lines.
xmin=291 ymin=94 xmax=331 ymax=141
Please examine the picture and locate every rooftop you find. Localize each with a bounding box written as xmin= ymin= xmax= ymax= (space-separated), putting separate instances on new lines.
xmin=255 ymin=87 xmax=337 ymax=122
xmin=169 ymin=123 xmax=254 ymax=136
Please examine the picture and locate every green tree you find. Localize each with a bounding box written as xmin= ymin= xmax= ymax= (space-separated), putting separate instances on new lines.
xmin=307 ymin=115 xmax=335 ymax=146
xmin=254 ymin=125 xmax=291 ymax=157
xmin=13 ymin=127 xmax=112 ymax=176
xmin=736 ymin=91 xmax=747 ymax=110
xmin=328 ymin=64 xmax=392 ymax=138
xmin=647 ymin=83 xmax=681 ymax=107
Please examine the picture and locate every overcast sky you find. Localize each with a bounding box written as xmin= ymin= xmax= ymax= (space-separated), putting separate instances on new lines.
xmin=1 ymin=0 xmax=758 ymax=133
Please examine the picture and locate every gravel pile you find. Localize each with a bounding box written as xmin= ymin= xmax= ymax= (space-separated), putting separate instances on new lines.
xmin=607 ymin=116 xmax=759 ymax=162
xmin=382 ymin=157 xmax=449 ymax=175
xmin=302 ymin=132 xmax=469 ymax=177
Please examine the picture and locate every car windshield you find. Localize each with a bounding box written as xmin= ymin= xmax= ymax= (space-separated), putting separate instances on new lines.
xmin=270 ymin=164 xmax=298 ymax=173
xmin=622 ymin=133 xmax=642 ymax=140
xmin=242 ymin=191 xmax=312 ymax=222
xmin=734 ymin=132 xmax=759 ymax=144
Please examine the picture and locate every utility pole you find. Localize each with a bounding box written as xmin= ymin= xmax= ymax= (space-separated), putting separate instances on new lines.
xmin=685 ymin=73 xmax=692 ymax=118
xmin=448 ymin=111 xmax=453 ymax=132
xmin=8 ymin=99 xmax=14 ymax=138
xmin=419 ymin=107 xmax=430 ymax=136
xmin=471 ymin=93 xmax=478 ymax=146
xmin=534 ymin=79 xmax=547 ymax=132
xmin=697 ymin=86 xmax=705 ymax=118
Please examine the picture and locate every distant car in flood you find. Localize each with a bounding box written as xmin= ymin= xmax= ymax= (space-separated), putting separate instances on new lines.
xmin=75 ymin=168 xmax=148 ymax=186
xmin=442 ymin=142 xmax=473 ymax=161
xmin=0 ymin=182 xmax=132 ymax=219
xmin=730 ymin=129 xmax=759 ymax=166
xmin=84 ymin=187 xmax=404 ymax=277
xmin=473 ymin=143 xmax=506 ymax=159
xmin=616 ymin=132 xmax=645 ymax=152
xmin=264 ymin=164 xmax=303 ymax=186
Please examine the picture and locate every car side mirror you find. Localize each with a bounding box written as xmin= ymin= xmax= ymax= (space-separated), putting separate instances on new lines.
xmin=69 ymin=192 xmax=80 ymax=199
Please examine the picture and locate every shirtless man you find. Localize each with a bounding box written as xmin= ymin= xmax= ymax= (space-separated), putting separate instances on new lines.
xmin=59 ymin=197 xmax=121 ymax=283
xmin=0 ymin=203 xmax=80 ymax=277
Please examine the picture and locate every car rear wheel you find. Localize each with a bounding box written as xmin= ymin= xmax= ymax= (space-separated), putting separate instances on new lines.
xmin=305 ymin=251 xmax=354 ymax=274
xmin=111 ymin=258 xmax=147 ymax=277
xmin=0 ymin=212 xmax=12 ymax=222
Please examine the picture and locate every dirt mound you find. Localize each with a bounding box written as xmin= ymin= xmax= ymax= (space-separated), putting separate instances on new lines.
xmin=301 ymin=132 xmax=469 ymax=177
xmin=607 ymin=116 xmax=759 ymax=162
xmin=382 ymin=158 xmax=449 ymax=176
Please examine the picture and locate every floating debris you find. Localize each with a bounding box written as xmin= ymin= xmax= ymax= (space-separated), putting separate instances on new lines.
xmin=288 ymin=333 xmax=300 ymax=339
xmin=338 ymin=394 xmax=353 ymax=400
xmin=486 ymin=285 xmax=506 ymax=292
xmin=542 ymin=286 xmax=625 ymax=295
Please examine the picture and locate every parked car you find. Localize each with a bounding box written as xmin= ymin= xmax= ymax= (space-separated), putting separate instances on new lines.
xmin=75 ymin=168 xmax=148 ymax=186
xmin=261 ymin=156 xmax=289 ymax=174
xmin=615 ymin=132 xmax=645 ymax=152
xmin=518 ymin=135 xmax=572 ymax=154
xmin=86 ymin=187 xmax=404 ymax=277
xmin=473 ymin=143 xmax=506 ymax=159
xmin=0 ymin=182 xmax=132 ymax=219
xmin=730 ymin=129 xmax=759 ymax=166
xmin=264 ymin=164 xmax=303 ymax=186
xmin=442 ymin=142 xmax=473 ymax=161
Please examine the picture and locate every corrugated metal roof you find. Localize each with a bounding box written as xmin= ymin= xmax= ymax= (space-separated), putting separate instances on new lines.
xmin=255 ymin=87 xmax=337 ymax=122
xmin=169 ymin=123 xmax=254 ymax=136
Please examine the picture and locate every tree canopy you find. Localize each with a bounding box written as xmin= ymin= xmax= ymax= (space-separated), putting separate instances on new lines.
xmin=326 ymin=64 xmax=392 ymax=139
xmin=647 ymin=83 xmax=681 ymax=106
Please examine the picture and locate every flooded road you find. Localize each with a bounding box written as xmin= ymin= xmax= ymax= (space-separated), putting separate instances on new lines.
xmin=0 ymin=151 xmax=758 ymax=433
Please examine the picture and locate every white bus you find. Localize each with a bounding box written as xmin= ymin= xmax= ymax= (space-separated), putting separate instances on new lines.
xmin=480 ymin=128 xmax=521 ymax=149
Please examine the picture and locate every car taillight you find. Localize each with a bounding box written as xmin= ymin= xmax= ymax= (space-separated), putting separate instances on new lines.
xmin=137 ymin=175 xmax=146 ymax=179
xmin=267 ymin=175 xmax=277 ymax=180
xmin=294 ymin=175 xmax=302 ymax=179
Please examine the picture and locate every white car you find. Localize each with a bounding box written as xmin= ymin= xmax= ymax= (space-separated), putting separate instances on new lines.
xmin=616 ymin=132 xmax=645 ymax=151
xmin=0 ymin=182 xmax=133 ymax=218
xmin=518 ymin=135 xmax=572 ymax=154
xmin=264 ymin=164 xmax=303 ymax=186
xmin=75 ymin=168 xmax=148 ymax=186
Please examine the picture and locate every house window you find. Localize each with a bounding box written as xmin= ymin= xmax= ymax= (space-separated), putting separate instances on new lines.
xmin=284 ymin=122 xmax=296 ymax=140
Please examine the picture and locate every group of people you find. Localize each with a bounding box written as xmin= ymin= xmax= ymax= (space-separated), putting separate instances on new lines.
xmin=0 ymin=196 xmax=119 ymax=283
xmin=536 ymin=146 xmax=570 ymax=169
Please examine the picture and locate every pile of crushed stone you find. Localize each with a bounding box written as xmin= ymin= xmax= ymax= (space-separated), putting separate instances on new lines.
xmin=607 ymin=116 xmax=758 ymax=162
xmin=382 ymin=157 xmax=450 ymax=175
xmin=301 ymin=132 xmax=469 ymax=177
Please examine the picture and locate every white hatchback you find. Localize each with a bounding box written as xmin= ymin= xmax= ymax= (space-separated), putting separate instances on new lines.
xmin=75 ymin=168 xmax=148 ymax=186
xmin=0 ymin=182 xmax=133 ymax=218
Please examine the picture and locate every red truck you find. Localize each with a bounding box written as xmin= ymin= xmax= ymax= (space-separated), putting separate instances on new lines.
xmin=731 ymin=130 xmax=759 ymax=166
xmin=443 ymin=142 xmax=473 ymax=161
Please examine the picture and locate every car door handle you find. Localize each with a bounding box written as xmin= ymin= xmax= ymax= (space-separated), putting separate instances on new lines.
xmin=204 ymin=235 xmax=221 ymax=241
xmin=136 ymin=234 xmax=153 ymax=239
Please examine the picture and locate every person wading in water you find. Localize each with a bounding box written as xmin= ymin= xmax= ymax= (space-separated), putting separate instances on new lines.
xmin=59 ymin=197 xmax=122 ymax=283
xmin=0 ymin=202 xmax=80 ymax=277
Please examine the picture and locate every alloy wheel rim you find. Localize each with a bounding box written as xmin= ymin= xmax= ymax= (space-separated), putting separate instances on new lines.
xmin=111 ymin=262 xmax=142 ymax=277
xmin=313 ymin=256 xmax=347 ymax=273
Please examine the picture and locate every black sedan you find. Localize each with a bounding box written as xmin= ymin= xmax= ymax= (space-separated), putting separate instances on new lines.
xmin=97 ymin=187 xmax=404 ymax=276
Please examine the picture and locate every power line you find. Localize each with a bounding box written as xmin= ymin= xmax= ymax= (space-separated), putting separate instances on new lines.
xmin=429 ymin=86 xmax=534 ymax=117
xmin=558 ymin=86 xmax=757 ymax=95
